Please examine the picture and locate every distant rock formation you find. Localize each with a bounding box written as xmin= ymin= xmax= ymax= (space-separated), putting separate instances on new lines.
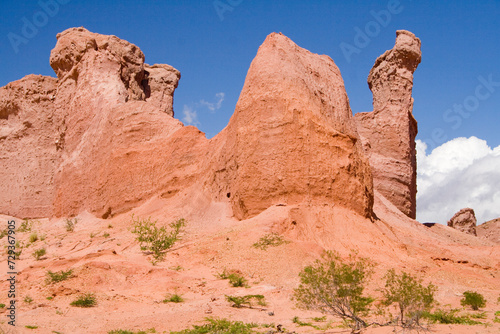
xmin=1 ymin=28 xmax=423 ymax=221
xmin=477 ymin=217 xmax=500 ymax=244
xmin=355 ymin=30 xmax=421 ymax=219
xmin=447 ymin=208 xmax=477 ymax=236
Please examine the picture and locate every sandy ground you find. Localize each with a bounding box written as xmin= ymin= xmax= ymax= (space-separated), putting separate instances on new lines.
xmin=0 ymin=191 xmax=499 ymax=334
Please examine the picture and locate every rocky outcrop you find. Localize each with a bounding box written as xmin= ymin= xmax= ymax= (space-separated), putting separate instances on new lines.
xmin=477 ymin=218 xmax=500 ymax=244
xmin=447 ymin=208 xmax=477 ymax=236
xmin=0 ymin=27 xmax=196 ymax=218
xmin=209 ymin=33 xmax=373 ymax=219
xmin=0 ymin=75 xmax=60 ymax=218
xmin=4 ymin=28 xmax=427 ymax=221
xmin=355 ymin=30 xmax=421 ymax=219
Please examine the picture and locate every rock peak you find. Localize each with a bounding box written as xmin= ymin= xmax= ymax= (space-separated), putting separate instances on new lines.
xmin=448 ymin=208 xmax=477 ymax=236
xmin=355 ymin=30 xmax=421 ymax=219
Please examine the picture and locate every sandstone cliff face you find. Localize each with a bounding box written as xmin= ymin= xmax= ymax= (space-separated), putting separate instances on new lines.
xmin=1 ymin=28 xmax=427 ymax=222
xmin=209 ymin=33 xmax=373 ymax=219
xmin=447 ymin=208 xmax=477 ymax=236
xmin=0 ymin=75 xmax=60 ymax=218
xmin=355 ymin=30 xmax=421 ymax=219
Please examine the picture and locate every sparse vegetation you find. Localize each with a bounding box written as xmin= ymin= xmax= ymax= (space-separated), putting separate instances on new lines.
xmin=103 ymin=232 xmax=110 ymax=238
xmin=46 ymin=269 xmax=73 ymax=284
xmin=461 ymin=291 xmax=486 ymax=310
xmin=28 ymin=232 xmax=38 ymax=243
xmin=18 ymin=219 xmax=33 ymax=232
xmin=24 ymin=296 xmax=33 ymax=304
xmin=252 ymin=233 xmax=289 ymax=250
xmin=70 ymin=293 xmax=97 ymax=307
xmin=422 ymin=308 xmax=483 ymax=325
xmin=162 ymin=294 xmax=184 ymax=303
xmin=131 ymin=215 xmax=185 ymax=263
xmin=0 ymin=303 xmax=5 ymax=308
xmin=25 ymin=325 xmax=38 ymax=329
xmin=294 ymin=252 xmax=373 ymax=332
xmin=65 ymin=218 xmax=78 ymax=232
xmin=217 ymin=269 xmax=248 ymax=287
xmin=0 ymin=228 xmax=9 ymax=239
xmin=32 ymin=247 xmax=46 ymax=260
xmin=225 ymin=294 xmax=266 ymax=308
xmin=382 ymin=269 xmax=436 ymax=328
xmin=228 ymin=273 xmax=248 ymax=287
xmin=170 ymin=317 xmax=258 ymax=334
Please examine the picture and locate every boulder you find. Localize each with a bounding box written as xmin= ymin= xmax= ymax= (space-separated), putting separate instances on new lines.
xmin=447 ymin=208 xmax=477 ymax=236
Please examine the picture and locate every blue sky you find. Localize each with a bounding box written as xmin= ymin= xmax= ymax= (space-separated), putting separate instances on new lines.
xmin=1 ymin=0 xmax=499 ymax=223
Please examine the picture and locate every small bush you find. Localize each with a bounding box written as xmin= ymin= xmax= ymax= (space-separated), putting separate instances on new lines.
xmin=108 ymin=330 xmax=148 ymax=334
xmin=461 ymin=291 xmax=486 ymax=310
xmin=170 ymin=317 xmax=258 ymax=334
xmin=0 ymin=303 xmax=5 ymax=308
xmin=294 ymin=252 xmax=374 ymax=332
xmin=382 ymin=269 xmax=436 ymax=327
xmin=24 ymin=296 xmax=33 ymax=304
xmin=65 ymin=218 xmax=78 ymax=232
xmin=46 ymin=269 xmax=73 ymax=284
xmin=18 ymin=219 xmax=33 ymax=232
xmin=28 ymin=232 xmax=38 ymax=243
xmin=422 ymin=309 xmax=483 ymax=325
xmin=162 ymin=293 xmax=184 ymax=303
xmin=103 ymin=232 xmax=110 ymax=238
xmin=70 ymin=293 xmax=97 ymax=308
xmin=225 ymin=294 xmax=266 ymax=308
xmin=228 ymin=273 xmax=247 ymax=287
xmin=32 ymin=247 xmax=46 ymax=260
xmin=131 ymin=216 xmax=185 ymax=263
xmin=253 ymin=233 xmax=289 ymax=250
xmin=0 ymin=228 xmax=8 ymax=239
xmin=25 ymin=325 xmax=38 ymax=329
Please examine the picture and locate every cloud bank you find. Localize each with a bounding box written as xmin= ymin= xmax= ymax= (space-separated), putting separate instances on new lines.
xmin=182 ymin=92 xmax=225 ymax=126
xmin=416 ymin=136 xmax=500 ymax=225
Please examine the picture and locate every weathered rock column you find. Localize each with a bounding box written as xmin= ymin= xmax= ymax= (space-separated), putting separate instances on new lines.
xmin=355 ymin=30 xmax=421 ymax=219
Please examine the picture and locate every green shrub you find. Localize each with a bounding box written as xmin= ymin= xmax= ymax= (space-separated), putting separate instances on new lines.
xmin=25 ymin=325 xmax=38 ymax=329
xmin=0 ymin=228 xmax=8 ymax=239
xmin=461 ymin=291 xmax=486 ymax=310
xmin=28 ymin=232 xmax=38 ymax=243
xmin=24 ymin=296 xmax=33 ymax=304
xmin=225 ymin=294 xmax=266 ymax=308
xmin=0 ymin=303 xmax=5 ymax=308
xmin=162 ymin=294 xmax=184 ymax=303
xmin=70 ymin=293 xmax=97 ymax=307
xmin=382 ymin=269 xmax=436 ymax=327
xmin=65 ymin=218 xmax=78 ymax=232
xmin=422 ymin=309 xmax=483 ymax=325
xmin=46 ymin=269 xmax=73 ymax=284
xmin=32 ymin=247 xmax=46 ymax=260
xmin=170 ymin=317 xmax=258 ymax=334
xmin=131 ymin=216 xmax=185 ymax=263
xmin=228 ymin=273 xmax=247 ymax=287
xmin=293 ymin=252 xmax=374 ymax=332
xmin=253 ymin=233 xmax=289 ymax=250
xmin=18 ymin=219 xmax=33 ymax=232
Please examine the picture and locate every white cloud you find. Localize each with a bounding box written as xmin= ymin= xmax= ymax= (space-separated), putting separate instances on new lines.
xmin=181 ymin=92 xmax=225 ymax=126
xmin=416 ymin=137 xmax=500 ymax=225
xmin=182 ymin=105 xmax=199 ymax=126
xmin=199 ymin=92 xmax=225 ymax=111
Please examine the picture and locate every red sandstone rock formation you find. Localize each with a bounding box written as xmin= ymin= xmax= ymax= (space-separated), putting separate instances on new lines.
xmin=208 ymin=32 xmax=373 ymax=220
xmin=355 ymin=30 xmax=421 ymax=219
xmin=447 ymin=208 xmax=477 ymax=236
xmin=1 ymin=28 xmax=427 ymax=222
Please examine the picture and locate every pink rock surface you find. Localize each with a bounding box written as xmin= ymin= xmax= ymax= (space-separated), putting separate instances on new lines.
xmin=448 ymin=208 xmax=478 ymax=236
xmin=355 ymin=30 xmax=421 ymax=219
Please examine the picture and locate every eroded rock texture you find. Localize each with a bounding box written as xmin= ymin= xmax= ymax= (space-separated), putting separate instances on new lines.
xmin=1 ymin=28 xmax=424 ymax=221
xmin=355 ymin=30 xmax=421 ymax=219
xmin=209 ymin=33 xmax=373 ymax=220
xmin=448 ymin=208 xmax=477 ymax=236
